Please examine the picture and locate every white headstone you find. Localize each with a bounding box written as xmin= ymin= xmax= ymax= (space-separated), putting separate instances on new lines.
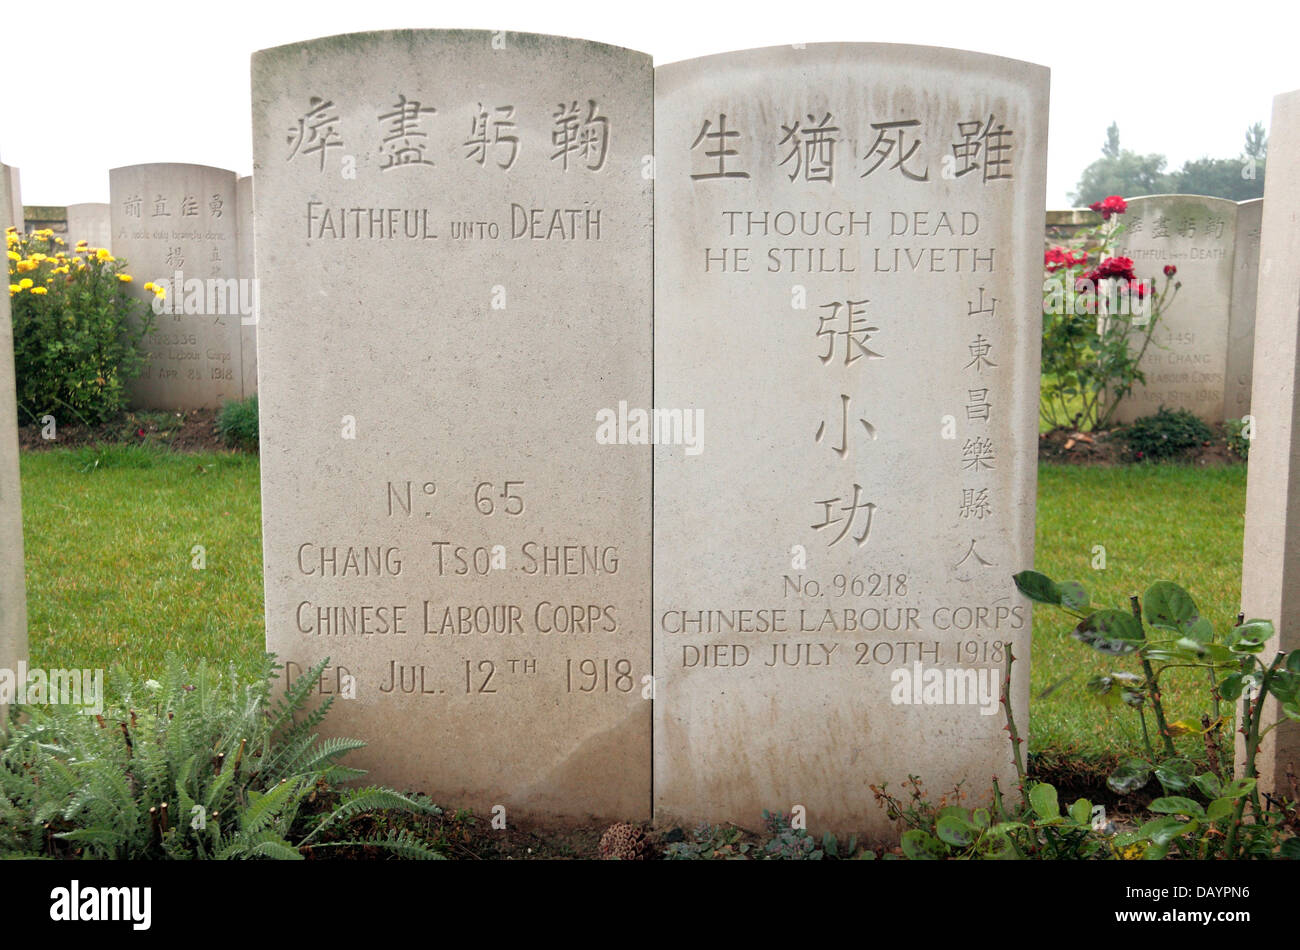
xmin=1111 ymin=195 xmax=1237 ymax=424
xmin=253 ymin=30 xmax=653 ymax=821
xmin=236 ymin=176 xmax=257 ymax=398
xmin=65 ymin=202 xmax=113 ymax=252
xmin=109 ymin=163 xmax=246 ymax=409
xmin=0 ymin=156 xmax=28 ymax=694
xmin=654 ymin=43 xmax=1048 ymax=833
xmin=1225 ymin=198 xmax=1263 ymax=420
xmin=1240 ymin=89 xmax=1300 ymax=792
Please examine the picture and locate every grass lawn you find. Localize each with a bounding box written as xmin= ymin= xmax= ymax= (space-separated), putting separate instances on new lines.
xmin=18 ymin=447 xmax=1247 ymax=766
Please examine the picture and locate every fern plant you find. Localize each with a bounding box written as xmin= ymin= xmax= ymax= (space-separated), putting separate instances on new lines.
xmin=0 ymin=654 xmax=444 ymax=859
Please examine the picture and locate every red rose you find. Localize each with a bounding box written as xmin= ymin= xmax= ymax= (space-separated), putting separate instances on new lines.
xmin=1044 ymin=246 xmax=1086 ymax=272
xmin=1095 ymin=256 xmax=1136 ymax=282
xmin=1164 ymin=264 xmax=1177 ymax=277
xmin=1089 ymin=195 xmax=1128 ymax=221
xmin=1126 ymin=278 xmax=1149 ymax=299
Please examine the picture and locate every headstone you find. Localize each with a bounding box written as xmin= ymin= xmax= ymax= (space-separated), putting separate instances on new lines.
xmin=253 ymin=30 xmax=653 ymax=822
xmin=653 ymin=44 xmax=1048 ymax=834
xmin=65 ymin=202 xmax=113 ymax=252
xmin=109 ymin=163 xmax=245 ymax=410
xmin=0 ymin=155 xmax=28 ymax=696
xmin=1241 ymin=89 xmax=1300 ymax=793
xmin=1225 ymin=198 xmax=1263 ymax=420
xmin=1111 ymin=195 xmax=1238 ymax=425
xmin=2 ymin=165 xmax=22 ymax=234
xmin=235 ymin=176 xmax=257 ymax=397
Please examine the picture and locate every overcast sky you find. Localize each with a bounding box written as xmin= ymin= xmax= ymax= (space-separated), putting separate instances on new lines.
xmin=1 ymin=0 xmax=1290 ymax=208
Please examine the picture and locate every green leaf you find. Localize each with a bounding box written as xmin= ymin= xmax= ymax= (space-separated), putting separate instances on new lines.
xmin=1058 ymin=581 xmax=1090 ymax=611
xmin=1154 ymin=757 xmax=1195 ymax=793
xmin=935 ymin=815 xmax=978 ymax=848
xmin=1029 ymin=783 xmax=1060 ymax=821
xmin=1108 ymin=758 xmax=1152 ymax=794
xmin=1280 ymin=838 xmax=1300 ymax=859
xmin=1139 ymin=815 xmax=1198 ymax=847
xmin=1068 ymin=798 xmax=1093 ymax=826
xmin=1222 ymin=778 xmax=1256 ymax=800
xmin=900 ymin=829 xmax=946 ymax=860
xmin=1182 ymin=617 xmax=1215 ymax=645
xmin=1148 ymin=796 xmax=1205 ymax=819
xmin=1192 ymin=773 xmax=1223 ymax=800
xmin=1143 ymin=581 xmax=1199 ymax=633
xmin=1205 ymin=798 xmax=1236 ymax=822
xmin=1219 ymin=673 xmax=1245 ymax=701
xmin=1013 ymin=571 xmax=1061 ymax=605
xmin=1286 ymin=651 xmax=1300 ymax=675
xmin=1072 ymin=609 xmax=1144 ymax=654
xmin=1227 ymin=620 xmax=1273 ymax=654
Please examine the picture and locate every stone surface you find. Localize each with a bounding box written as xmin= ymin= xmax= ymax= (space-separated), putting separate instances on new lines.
xmin=3 ymin=166 xmax=21 ymax=233
xmin=0 ymin=156 xmax=27 ymax=691
xmin=253 ymin=29 xmax=652 ymax=822
xmin=1241 ymin=89 xmax=1300 ymax=793
xmin=1111 ymin=194 xmax=1238 ymax=424
xmin=109 ymin=163 xmax=246 ymax=409
xmin=65 ymin=202 xmax=113 ymax=252
xmin=653 ymin=43 xmax=1047 ymax=834
xmin=1225 ymin=198 xmax=1263 ymax=419
xmin=235 ymin=176 xmax=257 ymax=397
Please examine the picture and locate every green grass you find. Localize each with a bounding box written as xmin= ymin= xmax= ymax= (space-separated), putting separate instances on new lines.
xmin=19 ymin=445 xmax=264 ymax=682
xmin=1030 ymin=463 xmax=1247 ymax=761
xmin=18 ymin=446 xmax=1247 ymax=765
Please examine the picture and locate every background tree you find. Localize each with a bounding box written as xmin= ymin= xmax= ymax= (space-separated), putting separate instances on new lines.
xmin=1071 ymin=122 xmax=1267 ymax=206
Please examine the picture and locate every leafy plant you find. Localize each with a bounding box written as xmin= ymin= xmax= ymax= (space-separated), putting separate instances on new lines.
xmin=1225 ymin=416 xmax=1252 ymax=461
xmin=217 ymin=395 xmax=259 ymax=451
xmin=760 ymin=809 xmax=823 ymax=859
xmin=662 ymin=823 xmax=752 ymax=860
xmin=1015 ymin=571 xmax=1300 ymax=858
xmin=1120 ymin=407 xmax=1213 ymax=461
xmin=7 ymin=227 xmax=155 ymax=424
xmin=1040 ymin=198 xmax=1181 ymax=431
xmin=0 ymin=654 xmax=444 ymax=859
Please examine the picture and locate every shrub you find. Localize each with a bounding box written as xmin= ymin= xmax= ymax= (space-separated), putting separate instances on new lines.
xmin=1040 ymin=196 xmax=1182 ymax=431
xmin=0 ymin=654 xmax=442 ymax=859
xmin=1225 ymin=416 xmax=1251 ymax=461
xmin=217 ymin=394 xmax=259 ymax=451
xmin=1119 ymin=407 xmax=1213 ymax=460
xmin=7 ymin=227 xmax=155 ymax=424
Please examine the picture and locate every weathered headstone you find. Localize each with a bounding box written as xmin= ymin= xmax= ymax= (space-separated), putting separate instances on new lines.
xmin=65 ymin=202 xmax=113 ymax=252
xmin=235 ymin=176 xmax=257 ymax=397
xmin=253 ymin=30 xmax=652 ymax=822
xmin=2 ymin=165 xmax=22 ymax=234
xmin=1112 ymin=195 xmax=1237 ymax=424
xmin=1241 ymin=89 xmax=1300 ymax=792
xmin=109 ymin=163 xmax=245 ymax=410
xmin=1225 ymin=198 xmax=1263 ymax=419
xmin=654 ymin=44 xmax=1047 ymax=834
xmin=0 ymin=155 xmax=28 ymax=695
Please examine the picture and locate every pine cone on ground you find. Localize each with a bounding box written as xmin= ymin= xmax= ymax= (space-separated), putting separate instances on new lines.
xmin=599 ymin=822 xmax=650 ymax=860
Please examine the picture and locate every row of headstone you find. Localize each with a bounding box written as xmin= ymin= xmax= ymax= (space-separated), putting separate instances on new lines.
xmin=253 ymin=31 xmax=1047 ymax=834
xmin=64 ymin=203 xmax=112 ymax=251
xmin=109 ymin=164 xmax=257 ymax=409
xmin=0 ymin=159 xmax=28 ymax=691
xmin=1109 ymin=195 xmax=1262 ymax=425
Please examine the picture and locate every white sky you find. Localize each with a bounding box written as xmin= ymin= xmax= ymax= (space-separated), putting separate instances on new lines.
xmin=1 ymin=0 xmax=1292 ymax=208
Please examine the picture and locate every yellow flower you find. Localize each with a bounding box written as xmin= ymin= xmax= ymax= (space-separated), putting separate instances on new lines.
xmin=117 ymin=274 xmax=133 ymax=283
xmin=54 ymin=237 xmax=64 ymax=245
xmin=5 ymin=250 xmax=17 ymax=261
xmin=30 ymin=253 xmax=46 ymax=263
xmin=7 ymin=284 xmax=18 ymax=294
xmin=31 ymin=286 xmax=47 ymax=295
xmin=153 ymin=285 xmax=166 ymax=299
xmin=3 ymin=226 xmax=15 ymax=234
xmin=95 ymin=248 xmax=113 ymax=263
xmin=18 ymin=278 xmax=33 ymax=290
xmin=143 ymin=282 xmax=155 ymax=292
